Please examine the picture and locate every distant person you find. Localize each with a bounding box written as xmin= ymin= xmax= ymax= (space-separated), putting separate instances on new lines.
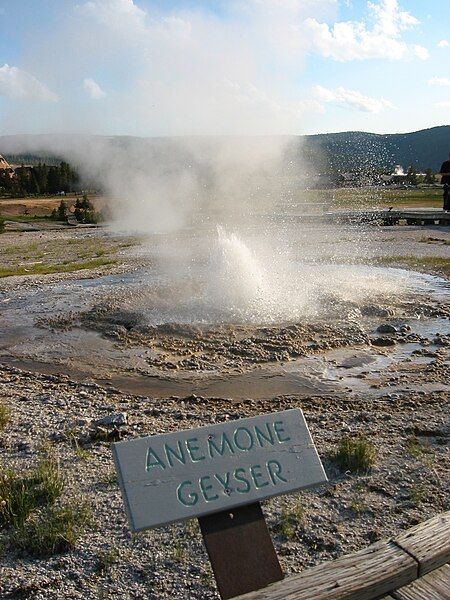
xmin=439 ymin=153 xmax=450 ymax=211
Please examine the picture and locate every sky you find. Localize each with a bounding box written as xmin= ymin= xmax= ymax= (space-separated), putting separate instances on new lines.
xmin=0 ymin=0 xmax=449 ymax=136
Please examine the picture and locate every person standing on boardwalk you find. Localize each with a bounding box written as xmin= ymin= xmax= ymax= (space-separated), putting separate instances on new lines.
xmin=439 ymin=153 xmax=450 ymax=211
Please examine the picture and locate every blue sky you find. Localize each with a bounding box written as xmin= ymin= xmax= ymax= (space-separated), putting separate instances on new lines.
xmin=0 ymin=0 xmax=449 ymax=136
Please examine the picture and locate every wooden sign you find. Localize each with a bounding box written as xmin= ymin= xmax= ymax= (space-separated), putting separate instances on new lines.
xmin=112 ymin=409 xmax=327 ymax=532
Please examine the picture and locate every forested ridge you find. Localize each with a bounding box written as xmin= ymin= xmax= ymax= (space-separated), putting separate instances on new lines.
xmin=0 ymin=162 xmax=80 ymax=196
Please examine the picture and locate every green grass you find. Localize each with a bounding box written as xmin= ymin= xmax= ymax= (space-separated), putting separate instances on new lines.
xmin=65 ymin=429 xmax=91 ymax=462
xmin=94 ymin=546 xmax=120 ymax=574
xmin=184 ymin=518 xmax=200 ymax=539
xmin=333 ymin=436 xmax=376 ymax=473
xmin=408 ymin=483 xmax=427 ymax=505
xmin=98 ymin=470 xmax=118 ymax=488
xmin=172 ymin=540 xmax=186 ymax=563
xmin=0 ymin=457 xmax=64 ymax=528
xmin=289 ymin=186 xmax=443 ymax=209
xmin=372 ymin=256 xmax=450 ymax=278
xmin=0 ymin=258 xmax=116 ymax=278
xmin=1 ymin=455 xmax=91 ymax=557
xmin=1 ymin=242 xmax=39 ymax=255
xmin=274 ymin=503 xmax=305 ymax=540
xmin=11 ymin=499 xmax=92 ymax=557
xmin=0 ymin=215 xmax=55 ymax=223
xmin=406 ymin=436 xmax=432 ymax=459
xmin=349 ymin=499 xmax=369 ymax=515
xmin=0 ymin=404 xmax=10 ymax=432
xmin=199 ymin=570 xmax=215 ymax=588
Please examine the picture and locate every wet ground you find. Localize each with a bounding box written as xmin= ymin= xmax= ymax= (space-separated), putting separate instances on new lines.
xmin=0 ymin=221 xmax=449 ymax=400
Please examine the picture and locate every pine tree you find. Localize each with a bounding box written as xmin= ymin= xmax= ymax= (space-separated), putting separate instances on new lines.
xmin=29 ymin=170 xmax=40 ymax=195
xmin=34 ymin=163 xmax=48 ymax=193
xmin=15 ymin=167 xmax=30 ymax=196
xmin=57 ymin=200 xmax=67 ymax=220
xmin=424 ymin=168 xmax=435 ymax=184
xmin=47 ymin=167 xmax=60 ymax=194
xmin=406 ymin=166 xmax=418 ymax=186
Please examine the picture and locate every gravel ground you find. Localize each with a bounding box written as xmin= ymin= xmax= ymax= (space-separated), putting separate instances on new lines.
xmin=0 ymin=365 xmax=448 ymax=599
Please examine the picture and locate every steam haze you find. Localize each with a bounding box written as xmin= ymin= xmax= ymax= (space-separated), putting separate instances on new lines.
xmin=0 ymin=1 xmax=413 ymax=323
xmin=0 ymin=1 xmax=338 ymax=233
xmin=1 ymin=0 xmax=339 ymax=136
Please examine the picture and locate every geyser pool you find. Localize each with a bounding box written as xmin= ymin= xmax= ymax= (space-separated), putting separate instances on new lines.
xmin=129 ymin=225 xmax=434 ymax=325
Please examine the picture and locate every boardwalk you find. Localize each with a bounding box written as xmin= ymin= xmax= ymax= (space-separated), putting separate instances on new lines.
xmin=234 ymin=512 xmax=450 ymax=600
xmin=325 ymin=209 xmax=450 ymax=226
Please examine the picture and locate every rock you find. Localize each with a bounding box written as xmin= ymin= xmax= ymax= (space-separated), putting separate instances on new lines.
xmin=376 ymin=324 xmax=397 ymax=334
xmin=17 ymin=441 xmax=32 ymax=452
xmin=106 ymin=325 xmax=128 ymax=338
xmin=184 ymin=394 xmax=204 ymax=404
xmin=86 ymin=425 xmax=127 ymax=443
xmin=361 ymin=305 xmax=394 ymax=317
xmin=93 ymin=412 xmax=127 ymax=428
xmin=371 ymin=337 xmax=396 ymax=347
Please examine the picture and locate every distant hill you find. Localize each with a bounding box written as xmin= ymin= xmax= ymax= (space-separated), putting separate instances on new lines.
xmin=300 ymin=126 xmax=450 ymax=172
xmin=1 ymin=125 xmax=448 ymax=173
xmin=4 ymin=153 xmax=63 ymax=167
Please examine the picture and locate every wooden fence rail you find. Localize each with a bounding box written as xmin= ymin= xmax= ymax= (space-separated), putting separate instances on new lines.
xmin=234 ymin=512 xmax=450 ymax=600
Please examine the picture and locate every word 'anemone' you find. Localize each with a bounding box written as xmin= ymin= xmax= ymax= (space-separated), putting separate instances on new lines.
xmin=145 ymin=420 xmax=291 ymax=472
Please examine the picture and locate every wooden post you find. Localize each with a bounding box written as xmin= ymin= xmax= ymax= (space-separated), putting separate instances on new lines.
xmin=199 ymin=502 xmax=283 ymax=600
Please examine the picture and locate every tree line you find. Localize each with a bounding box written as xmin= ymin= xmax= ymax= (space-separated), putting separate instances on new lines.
xmin=406 ymin=167 xmax=436 ymax=186
xmin=0 ymin=162 xmax=80 ymax=196
xmin=51 ymin=195 xmax=101 ymax=224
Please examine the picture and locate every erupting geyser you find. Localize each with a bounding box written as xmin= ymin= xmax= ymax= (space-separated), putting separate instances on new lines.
xmin=134 ymin=221 xmax=419 ymax=327
xmin=206 ymin=226 xmax=270 ymax=318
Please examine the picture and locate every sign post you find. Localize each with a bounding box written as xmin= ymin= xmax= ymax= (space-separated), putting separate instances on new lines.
xmin=198 ymin=502 xmax=283 ymax=599
xmin=112 ymin=409 xmax=327 ymax=598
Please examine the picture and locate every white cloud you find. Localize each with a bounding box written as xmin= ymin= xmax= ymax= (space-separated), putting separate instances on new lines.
xmin=412 ymin=45 xmax=430 ymax=60
xmin=312 ymin=85 xmax=395 ymax=113
xmin=428 ymin=77 xmax=450 ymax=87
xmin=77 ymin=0 xmax=147 ymax=36
xmin=83 ymin=78 xmax=106 ymax=99
xmin=304 ymin=0 xmax=429 ymax=61
xmin=68 ymin=0 xmax=336 ymax=134
xmin=438 ymin=40 xmax=450 ymax=48
xmin=0 ymin=64 xmax=58 ymax=101
xmin=436 ymin=101 xmax=450 ymax=108
xmin=1 ymin=0 xmax=425 ymax=135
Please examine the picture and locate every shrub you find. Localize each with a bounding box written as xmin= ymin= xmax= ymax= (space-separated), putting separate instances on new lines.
xmin=0 ymin=457 xmax=64 ymax=528
xmin=350 ymin=499 xmax=369 ymax=515
xmin=406 ymin=436 xmax=431 ymax=459
xmin=333 ymin=436 xmax=376 ymax=473
xmin=0 ymin=404 xmax=10 ymax=431
xmin=94 ymin=546 xmax=120 ymax=574
xmin=11 ymin=499 xmax=92 ymax=557
xmin=57 ymin=200 xmax=67 ymax=221
xmin=0 ymin=217 xmax=5 ymax=234
xmin=409 ymin=483 xmax=426 ymax=505
xmin=274 ymin=503 xmax=304 ymax=540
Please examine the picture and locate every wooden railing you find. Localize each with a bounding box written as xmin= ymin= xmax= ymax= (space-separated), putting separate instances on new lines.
xmin=234 ymin=511 xmax=450 ymax=600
